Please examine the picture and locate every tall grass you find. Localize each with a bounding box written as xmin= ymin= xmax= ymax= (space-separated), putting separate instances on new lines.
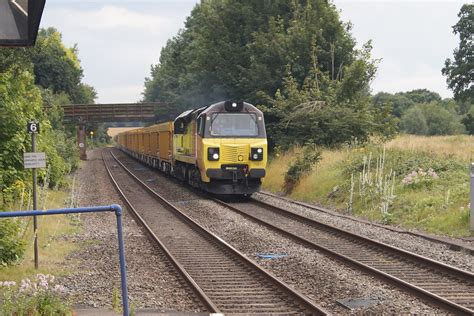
xmin=263 ymin=135 xmax=471 ymax=237
xmin=385 ymin=134 xmax=474 ymax=162
xmin=0 ymin=175 xmax=81 ymax=282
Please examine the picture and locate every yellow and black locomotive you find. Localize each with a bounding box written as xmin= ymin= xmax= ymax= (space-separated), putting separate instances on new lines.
xmin=116 ymin=101 xmax=267 ymax=195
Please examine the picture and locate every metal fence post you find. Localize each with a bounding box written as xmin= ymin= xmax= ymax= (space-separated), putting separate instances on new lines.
xmin=0 ymin=205 xmax=129 ymax=315
xmin=470 ymin=163 xmax=474 ymax=232
xmin=112 ymin=204 xmax=129 ymax=316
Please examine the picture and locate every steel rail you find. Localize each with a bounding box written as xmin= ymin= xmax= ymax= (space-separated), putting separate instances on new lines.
xmin=257 ymin=190 xmax=474 ymax=255
xmin=102 ymin=150 xmax=219 ymax=313
xmin=212 ymin=197 xmax=474 ymax=315
xmin=107 ymin=149 xmax=328 ymax=315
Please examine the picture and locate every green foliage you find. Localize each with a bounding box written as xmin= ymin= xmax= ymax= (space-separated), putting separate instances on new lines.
xmin=442 ymin=4 xmax=473 ymax=103
xmin=0 ymin=27 xmax=89 ymax=266
xmin=372 ymin=92 xmax=414 ymax=118
xmin=372 ymin=89 xmax=442 ymax=118
xmin=0 ymin=67 xmax=43 ymax=198
xmin=343 ymin=146 xmax=466 ymax=178
xmin=400 ymin=106 xmax=428 ymax=135
xmin=284 ymin=145 xmax=321 ymax=194
xmin=143 ymin=0 xmax=357 ymax=108
xmin=462 ymin=104 xmax=474 ymax=134
xmin=346 ymin=148 xmax=468 ymax=233
xmin=0 ymin=218 xmax=26 ymax=266
xmin=143 ymin=1 xmax=398 ymax=149
xmin=334 ymin=146 xmax=469 ymax=235
xmin=32 ymin=28 xmax=84 ymax=104
xmin=31 ymin=28 xmax=96 ymax=105
xmin=263 ymin=42 xmax=396 ymax=149
xmin=398 ymin=89 xmax=442 ymax=104
xmin=400 ymin=103 xmax=465 ymax=135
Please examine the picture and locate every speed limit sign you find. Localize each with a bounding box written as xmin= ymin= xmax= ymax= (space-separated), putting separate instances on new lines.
xmin=27 ymin=122 xmax=40 ymax=134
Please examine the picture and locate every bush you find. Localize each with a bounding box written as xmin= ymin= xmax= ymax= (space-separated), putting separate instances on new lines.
xmin=284 ymin=145 xmax=321 ymax=194
xmin=0 ymin=218 xmax=26 ymax=266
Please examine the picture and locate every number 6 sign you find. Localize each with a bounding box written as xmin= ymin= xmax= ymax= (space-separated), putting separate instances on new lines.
xmin=27 ymin=122 xmax=40 ymax=134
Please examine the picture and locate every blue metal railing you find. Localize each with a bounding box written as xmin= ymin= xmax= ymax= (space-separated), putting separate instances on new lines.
xmin=0 ymin=204 xmax=129 ymax=316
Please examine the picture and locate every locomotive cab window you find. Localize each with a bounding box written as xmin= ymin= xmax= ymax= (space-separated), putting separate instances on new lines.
xmin=174 ymin=120 xmax=186 ymax=134
xmin=209 ymin=113 xmax=258 ymax=137
xmin=197 ymin=115 xmax=206 ymax=137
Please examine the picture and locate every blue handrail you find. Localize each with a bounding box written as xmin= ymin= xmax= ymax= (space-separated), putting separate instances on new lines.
xmin=0 ymin=204 xmax=129 ymax=316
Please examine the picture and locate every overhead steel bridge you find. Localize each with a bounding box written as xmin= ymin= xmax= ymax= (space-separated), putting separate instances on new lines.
xmin=61 ymin=102 xmax=170 ymax=123
xmin=55 ymin=102 xmax=175 ymax=160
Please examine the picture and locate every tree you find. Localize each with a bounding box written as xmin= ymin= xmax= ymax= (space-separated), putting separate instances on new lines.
xmin=400 ymin=106 xmax=428 ymax=135
xmin=421 ymin=102 xmax=465 ymax=135
xmin=143 ymin=0 xmax=357 ymax=108
xmin=31 ymin=28 xmax=96 ymax=105
xmin=401 ymin=103 xmax=465 ymax=135
xmin=442 ymin=4 xmax=473 ymax=103
xmin=461 ymin=104 xmax=474 ymax=134
xmin=398 ymin=89 xmax=442 ymax=104
xmin=372 ymin=92 xmax=414 ymax=117
xmin=263 ymin=42 xmax=396 ymax=149
xmin=0 ymin=69 xmax=43 ymax=198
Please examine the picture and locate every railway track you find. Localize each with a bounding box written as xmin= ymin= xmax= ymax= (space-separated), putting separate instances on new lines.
xmin=102 ymin=149 xmax=328 ymax=315
xmin=257 ymin=191 xmax=474 ymax=254
xmin=212 ymin=198 xmax=474 ymax=315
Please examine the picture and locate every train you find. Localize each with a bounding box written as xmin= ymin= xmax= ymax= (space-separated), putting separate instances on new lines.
xmin=116 ymin=101 xmax=268 ymax=196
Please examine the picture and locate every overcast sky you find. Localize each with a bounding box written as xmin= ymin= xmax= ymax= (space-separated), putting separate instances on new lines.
xmin=41 ymin=0 xmax=465 ymax=103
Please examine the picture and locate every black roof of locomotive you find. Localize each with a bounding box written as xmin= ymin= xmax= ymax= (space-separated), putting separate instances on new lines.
xmin=174 ymin=101 xmax=261 ymax=124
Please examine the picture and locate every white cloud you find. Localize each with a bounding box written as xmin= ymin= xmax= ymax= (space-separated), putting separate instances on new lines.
xmin=97 ymin=84 xmax=144 ymax=103
xmin=41 ymin=2 xmax=195 ymax=103
xmin=334 ymin=0 xmax=461 ymax=98
xmin=370 ymin=54 xmax=452 ymax=98
xmin=49 ymin=6 xmax=172 ymax=34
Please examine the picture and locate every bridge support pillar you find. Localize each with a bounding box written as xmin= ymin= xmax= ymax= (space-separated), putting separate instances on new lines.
xmin=77 ymin=123 xmax=87 ymax=160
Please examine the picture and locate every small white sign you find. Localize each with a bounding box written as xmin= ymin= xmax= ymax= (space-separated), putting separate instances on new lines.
xmin=24 ymin=152 xmax=46 ymax=169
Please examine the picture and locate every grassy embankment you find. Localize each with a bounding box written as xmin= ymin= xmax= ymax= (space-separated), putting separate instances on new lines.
xmin=0 ymin=176 xmax=81 ymax=282
xmin=263 ymin=135 xmax=473 ymax=237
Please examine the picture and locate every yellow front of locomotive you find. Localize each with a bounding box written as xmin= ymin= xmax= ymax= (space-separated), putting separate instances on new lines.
xmin=196 ymin=101 xmax=267 ymax=195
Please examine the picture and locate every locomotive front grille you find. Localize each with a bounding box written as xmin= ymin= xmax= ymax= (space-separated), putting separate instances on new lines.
xmin=221 ymin=144 xmax=248 ymax=163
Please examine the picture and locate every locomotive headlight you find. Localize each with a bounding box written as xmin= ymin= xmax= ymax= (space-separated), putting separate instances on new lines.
xmin=208 ymin=147 xmax=220 ymax=161
xmin=250 ymin=148 xmax=264 ymax=161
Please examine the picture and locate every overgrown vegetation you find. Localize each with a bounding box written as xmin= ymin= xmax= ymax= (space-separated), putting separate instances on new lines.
xmin=1 ymin=27 xmax=94 ymax=266
xmin=0 ymin=219 xmax=25 ymax=266
xmin=264 ymin=135 xmax=472 ymax=237
xmin=283 ymin=145 xmax=321 ymax=194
